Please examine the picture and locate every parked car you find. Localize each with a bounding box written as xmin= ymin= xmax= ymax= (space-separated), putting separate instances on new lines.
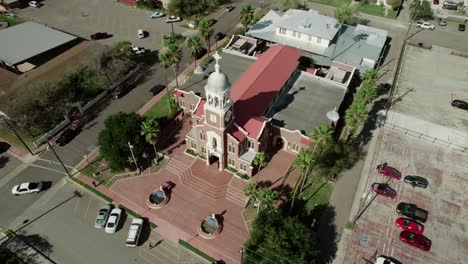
xmin=165 ymin=16 xmax=181 ymax=23
xmin=399 ymin=231 xmax=431 ymax=251
xmin=138 ymin=29 xmax=145 ymax=39
xmin=459 ymin=24 xmax=466 ymax=31
xmin=395 ymin=217 xmax=424 ymax=235
xmin=375 ymin=256 xmax=402 ymax=264
xmin=94 ymin=204 xmax=112 ymax=229
xmin=90 ymin=32 xmax=110 ymax=40
xmin=187 ymin=20 xmax=198 ymax=28
xmin=404 ymin=175 xmax=428 ymax=188
xmin=126 ymin=218 xmax=143 ymax=247
xmin=11 ymin=182 xmax=43 ymax=195
xmin=214 ymin=32 xmax=225 ymax=41
xmin=438 ymin=17 xmax=447 ymax=26
xmin=207 ymin=18 xmax=217 ymax=26
xmin=56 ymin=127 xmax=80 ymax=146
xmin=226 ymin=5 xmax=235 ymax=12
xmin=371 ymin=183 xmax=396 ymax=199
xmin=28 ymin=1 xmax=40 ymax=7
xmin=131 ymin=45 xmax=146 ymax=55
xmin=416 ymin=21 xmax=435 ymax=30
xmin=376 ymin=164 xmax=402 ymax=180
xmin=149 ymin=11 xmax=165 ymax=18
xmin=396 ymin=202 xmax=428 ymax=223
xmin=150 ymin=84 xmax=165 ymax=96
xmin=451 ymin=99 xmax=468 ymax=109
xmin=442 ymin=1 xmax=458 ymax=10
xmin=105 ymin=208 xmax=122 ymax=233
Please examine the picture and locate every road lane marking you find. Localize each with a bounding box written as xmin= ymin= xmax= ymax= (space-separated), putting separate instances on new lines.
xmin=29 ymin=163 xmax=68 ymax=175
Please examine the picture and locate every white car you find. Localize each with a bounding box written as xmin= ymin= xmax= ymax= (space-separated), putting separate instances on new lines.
xmin=187 ymin=21 xmax=197 ymax=29
xmin=165 ymin=16 xmax=181 ymax=23
xmin=375 ymin=255 xmax=400 ymax=264
xmin=12 ymin=182 xmax=43 ymax=196
xmin=28 ymin=1 xmax=40 ymax=7
xmin=126 ymin=218 xmax=143 ymax=247
xmin=105 ymin=208 xmax=122 ymax=233
xmin=416 ymin=21 xmax=435 ymax=30
xmin=131 ymin=45 xmax=146 ymax=55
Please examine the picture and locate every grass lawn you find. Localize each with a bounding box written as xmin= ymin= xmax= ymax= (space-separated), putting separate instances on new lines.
xmin=357 ymin=4 xmax=397 ymax=19
xmin=0 ymin=14 xmax=23 ymax=26
xmin=0 ymin=126 xmax=41 ymax=155
xmin=308 ymin=0 xmax=351 ymax=8
xmin=144 ymin=93 xmax=177 ymax=120
xmin=301 ymin=179 xmax=334 ymax=212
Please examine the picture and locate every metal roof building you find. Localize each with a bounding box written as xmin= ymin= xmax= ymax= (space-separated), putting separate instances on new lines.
xmin=0 ymin=21 xmax=77 ymax=73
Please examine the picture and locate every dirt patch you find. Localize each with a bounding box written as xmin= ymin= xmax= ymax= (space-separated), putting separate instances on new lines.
xmin=0 ymin=41 xmax=106 ymax=108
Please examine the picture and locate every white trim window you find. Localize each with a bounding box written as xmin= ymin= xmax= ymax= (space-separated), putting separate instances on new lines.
xmin=210 ymin=114 xmax=217 ymax=123
xmin=308 ymin=35 xmax=312 ymax=42
xmin=228 ymin=143 xmax=235 ymax=153
xmin=190 ymin=104 xmax=196 ymax=111
xmin=201 ymin=147 xmax=206 ymax=154
xmin=240 ymin=163 xmax=247 ymax=172
xmin=228 ymin=158 xmax=235 ymax=167
xmin=199 ymin=130 xmax=206 ymax=141
xmin=292 ymin=143 xmax=300 ymax=153
xmin=191 ymin=142 xmax=197 ymax=149
xmin=180 ymin=100 xmax=185 ymax=107
xmin=279 ymin=28 xmax=286 ymax=34
xmin=292 ymin=31 xmax=297 ymax=37
xmin=317 ymin=37 xmax=322 ymax=44
xmin=248 ymin=139 xmax=255 ymax=149
xmin=297 ymin=32 xmax=301 ymax=38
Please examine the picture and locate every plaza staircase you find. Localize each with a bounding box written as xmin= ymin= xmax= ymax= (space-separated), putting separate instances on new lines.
xmin=225 ymin=183 xmax=247 ymax=207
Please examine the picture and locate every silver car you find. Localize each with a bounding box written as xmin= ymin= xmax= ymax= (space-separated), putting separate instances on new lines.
xmin=94 ymin=204 xmax=112 ymax=229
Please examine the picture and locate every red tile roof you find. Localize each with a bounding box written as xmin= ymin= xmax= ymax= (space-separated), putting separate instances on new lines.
xmin=227 ymin=124 xmax=247 ymax=142
xmin=231 ymin=45 xmax=301 ymax=138
xmin=300 ymin=137 xmax=310 ymax=145
xmin=173 ymin=90 xmax=183 ymax=97
xmin=194 ymin=99 xmax=205 ymax=117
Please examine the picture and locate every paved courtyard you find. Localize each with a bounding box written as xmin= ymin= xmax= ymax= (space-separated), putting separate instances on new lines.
xmin=338 ymin=128 xmax=468 ymax=264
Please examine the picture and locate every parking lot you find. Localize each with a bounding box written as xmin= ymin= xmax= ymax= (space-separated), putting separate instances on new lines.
xmin=5 ymin=182 xmax=208 ymax=264
xmin=14 ymin=0 xmax=186 ymax=50
xmin=343 ymin=128 xmax=468 ymax=263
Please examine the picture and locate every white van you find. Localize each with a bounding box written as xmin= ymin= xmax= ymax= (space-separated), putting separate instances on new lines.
xmin=137 ymin=29 xmax=144 ymax=39
xmin=126 ymin=218 xmax=143 ymax=247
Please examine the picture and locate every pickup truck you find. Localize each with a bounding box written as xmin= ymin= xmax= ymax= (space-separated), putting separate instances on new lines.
xmin=416 ymin=21 xmax=435 ymax=30
xmin=396 ymin=202 xmax=428 ymax=223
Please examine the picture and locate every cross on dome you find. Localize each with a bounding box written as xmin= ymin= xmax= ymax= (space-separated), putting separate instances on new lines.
xmin=213 ymin=52 xmax=222 ymax=73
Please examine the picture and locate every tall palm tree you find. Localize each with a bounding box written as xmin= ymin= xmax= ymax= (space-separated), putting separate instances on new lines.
xmin=332 ymin=3 xmax=356 ymax=60
xmin=243 ymin=182 xmax=258 ymax=200
xmin=198 ymin=17 xmax=214 ymax=52
xmin=240 ymin=4 xmax=254 ymax=34
xmin=158 ymin=51 xmax=173 ymax=111
xmin=253 ymin=152 xmax=269 ymax=183
xmin=291 ymin=151 xmax=314 ymax=209
xmin=344 ymin=102 xmax=368 ymax=140
xmin=309 ymin=124 xmax=333 ymax=154
xmin=186 ymin=35 xmax=203 ymax=69
xmin=140 ymin=118 xmax=161 ymax=164
xmin=167 ymin=43 xmax=183 ymax=89
xmin=361 ymin=69 xmax=380 ymax=85
xmin=256 ymin=188 xmax=279 ymax=211
xmin=356 ymin=82 xmax=377 ymax=106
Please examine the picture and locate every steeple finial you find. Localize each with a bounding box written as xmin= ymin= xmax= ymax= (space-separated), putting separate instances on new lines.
xmin=213 ymin=52 xmax=222 ymax=73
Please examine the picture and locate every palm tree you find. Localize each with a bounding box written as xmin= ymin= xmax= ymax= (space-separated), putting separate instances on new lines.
xmin=186 ymin=35 xmax=203 ymax=69
xmin=140 ymin=118 xmax=161 ymax=164
xmin=332 ymin=3 xmax=356 ymax=60
xmin=356 ymin=82 xmax=377 ymax=106
xmin=253 ymin=152 xmax=269 ymax=183
xmin=167 ymin=43 xmax=183 ymax=89
xmin=198 ymin=17 xmax=214 ymax=52
xmin=309 ymin=124 xmax=333 ymax=154
xmin=291 ymin=151 xmax=314 ymax=209
xmin=256 ymin=188 xmax=279 ymax=211
xmin=344 ymin=102 xmax=368 ymax=140
xmin=158 ymin=51 xmax=173 ymax=111
xmin=240 ymin=4 xmax=254 ymax=34
xmin=243 ymin=182 xmax=258 ymax=200
xmin=361 ymin=69 xmax=379 ymax=85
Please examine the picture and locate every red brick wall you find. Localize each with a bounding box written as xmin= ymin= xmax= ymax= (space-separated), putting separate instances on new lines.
xmin=119 ymin=0 xmax=137 ymax=6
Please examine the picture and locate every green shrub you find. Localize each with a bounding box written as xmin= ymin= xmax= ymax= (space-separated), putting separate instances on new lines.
xmin=345 ymin=221 xmax=355 ymax=230
xmin=68 ymin=176 xmax=113 ymax=203
xmin=118 ymin=204 xmax=141 ymax=219
xmin=185 ymin=149 xmax=198 ymax=157
xmin=178 ymin=240 xmax=216 ymax=262
xmin=150 ymin=222 xmax=157 ymax=229
xmin=236 ymin=172 xmax=250 ymax=180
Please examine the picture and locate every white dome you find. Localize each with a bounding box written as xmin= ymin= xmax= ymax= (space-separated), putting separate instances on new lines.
xmin=206 ymin=70 xmax=230 ymax=94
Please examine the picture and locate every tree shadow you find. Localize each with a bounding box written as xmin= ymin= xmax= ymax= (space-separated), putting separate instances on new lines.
xmin=256 ymin=180 xmax=273 ymax=189
xmin=2 ymin=231 xmax=54 ymax=264
xmin=0 ymin=155 xmax=10 ymax=169
xmin=311 ymin=204 xmax=338 ymax=264
xmin=0 ymin=141 xmax=11 ymax=154
xmin=355 ymin=97 xmax=389 ymax=144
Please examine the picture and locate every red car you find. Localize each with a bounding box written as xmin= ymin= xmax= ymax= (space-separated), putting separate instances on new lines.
xmin=395 ymin=217 xmax=424 ymax=235
xmin=90 ymin=32 xmax=110 ymax=40
xmin=399 ymin=230 xmax=431 ymax=251
xmin=376 ymin=164 xmax=401 ymax=180
xmin=371 ymin=183 xmax=397 ymax=199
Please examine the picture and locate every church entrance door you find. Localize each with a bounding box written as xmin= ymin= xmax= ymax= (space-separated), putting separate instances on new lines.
xmin=209 ymin=154 xmax=220 ymax=169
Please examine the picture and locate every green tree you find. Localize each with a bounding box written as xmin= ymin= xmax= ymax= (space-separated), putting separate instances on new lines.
xmin=186 ymin=35 xmax=203 ymax=68
xmin=361 ymin=69 xmax=379 ymax=85
xmin=344 ymin=102 xmax=367 ymax=140
xmin=140 ymin=118 xmax=161 ymax=164
xmin=253 ymin=152 xmax=269 ymax=181
xmin=277 ymin=0 xmax=301 ymax=11
xmin=158 ymin=51 xmax=172 ymax=102
xmin=243 ymin=182 xmax=258 ymax=200
xmin=167 ymin=43 xmax=183 ymax=89
xmin=256 ymin=188 xmax=279 ymax=210
xmin=244 ymin=210 xmax=318 ymax=264
xmin=332 ymin=3 xmax=357 ymax=60
xmin=198 ymin=17 xmax=215 ymax=52
xmin=356 ymin=82 xmax=377 ymax=106
xmin=291 ymin=151 xmax=314 ymax=208
xmin=240 ymin=4 xmax=254 ymax=33
xmin=389 ymin=0 xmax=402 ymax=10
xmin=313 ymin=140 xmax=357 ymax=181
xmin=98 ymin=112 xmax=145 ymax=172
xmin=309 ymin=124 xmax=333 ymax=153
xmin=410 ymin=0 xmax=434 ymax=21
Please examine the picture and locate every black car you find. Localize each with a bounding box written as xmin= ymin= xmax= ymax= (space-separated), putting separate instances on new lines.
xmin=208 ymin=18 xmax=217 ymax=26
xmin=226 ymin=5 xmax=235 ymax=12
xmin=396 ymin=202 xmax=428 ymax=223
xmin=56 ymin=128 xmax=80 ymax=146
xmin=150 ymin=84 xmax=166 ymax=96
xmin=451 ymin=99 xmax=468 ymax=110
xmin=90 ymin=32 xmax=110 ymax=40
xmin=214 ymin=32 xmax=225 ymax=41
xmin=404 ymin=176 xmax=428 ymax=188
xmin=459 ymin=24 xmax=466 ymax=31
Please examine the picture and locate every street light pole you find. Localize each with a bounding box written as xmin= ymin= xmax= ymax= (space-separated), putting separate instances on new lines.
xmin=0 ymin=111 xmax=34 ymax=155
xmin=128 ymin=142 xmax=140 ymax=173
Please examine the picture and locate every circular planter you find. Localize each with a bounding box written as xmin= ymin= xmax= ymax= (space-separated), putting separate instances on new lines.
xmin=197 ymin=214 xmax=222 ymax=239
xmin=147 ymin=188 xmax=168 ymax=209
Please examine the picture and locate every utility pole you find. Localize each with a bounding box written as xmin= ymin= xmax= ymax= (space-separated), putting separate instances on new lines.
xmin=0 ymin=111 xmax=34 ymax=155
xmin=128 ymin=142 xmax=140 ymax=173
xmin=47 ymin=141 xmax=70 ymax=176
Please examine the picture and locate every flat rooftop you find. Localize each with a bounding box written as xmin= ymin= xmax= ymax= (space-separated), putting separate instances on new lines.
xmin=178 ymin=52 xmax=256 ymax=97
xmin=266 ymin=71 xmax=347 ymax=134
xmin=0 ymin=21 xmax=77 ymax=65
xmin=394 ymin=44 xmax=468 ymax=132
